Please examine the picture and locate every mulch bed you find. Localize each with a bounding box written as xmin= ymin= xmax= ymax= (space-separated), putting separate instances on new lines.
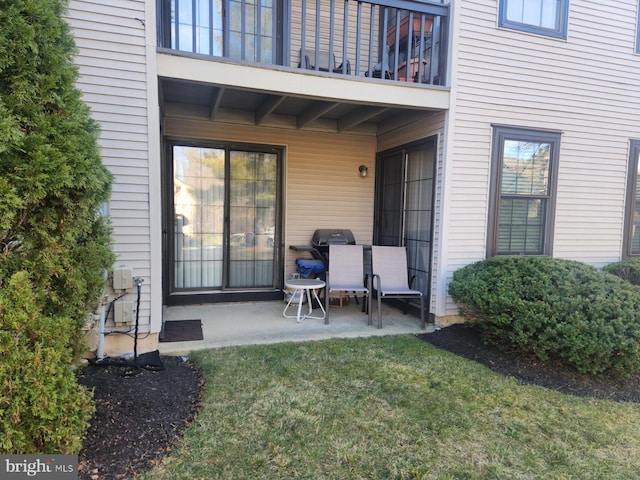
xmin=76 ymin=356 xmax=204 ymax=480
xmin=76 ymin=325 xmax=640 ymax=479
xmin=418 ymin=323 xmax=640 ymax=403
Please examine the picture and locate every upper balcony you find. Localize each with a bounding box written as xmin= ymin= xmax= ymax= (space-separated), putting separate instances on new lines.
xmin=158 ymin=0 xmax=448 ymax=83
xmin=157 ymin=0 xmax=450 ymax=134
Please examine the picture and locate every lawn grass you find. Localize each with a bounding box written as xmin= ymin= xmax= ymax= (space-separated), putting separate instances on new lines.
xmin=141 ymin=336 xmax=640 ymax=479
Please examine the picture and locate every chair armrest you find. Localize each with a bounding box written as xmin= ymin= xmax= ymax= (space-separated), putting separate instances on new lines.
xmin=409 ymin=274 xmax=425 ymax=294
xmin=333 ymin=59 xmax=351 ymax=75
xmin=371 ymin=273 xmax=380 ymax=291
xmin=298 ymin=54 xmax=312 ymax=69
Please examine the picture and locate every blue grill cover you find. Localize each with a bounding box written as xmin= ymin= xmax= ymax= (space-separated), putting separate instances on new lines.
xmin=296 ymin=259 xmax=326 ymax=278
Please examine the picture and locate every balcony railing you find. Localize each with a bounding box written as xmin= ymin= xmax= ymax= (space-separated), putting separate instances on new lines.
xmin=157 ymin=0 xmax=449 ymax=86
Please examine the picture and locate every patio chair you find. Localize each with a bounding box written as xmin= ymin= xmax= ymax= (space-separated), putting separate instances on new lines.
xmin=324 ymin=244 xmax=370 ymax=325
xmin=370 ymin=246 xmax=425 ymax=329
xmin=299 ymin=49 xmax=351 ymax=74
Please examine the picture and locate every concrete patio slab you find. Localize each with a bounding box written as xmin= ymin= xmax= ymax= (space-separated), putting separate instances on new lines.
xmin=159 ymin=299 xmax=434 ymax=355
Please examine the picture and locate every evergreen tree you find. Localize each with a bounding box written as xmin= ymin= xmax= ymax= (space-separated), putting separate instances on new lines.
xmin=0 ymin=0 xmax=114 ymax=453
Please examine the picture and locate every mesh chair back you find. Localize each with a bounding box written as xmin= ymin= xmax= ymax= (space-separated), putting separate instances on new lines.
xmin=371 ymin=246 xmax=411 ymax=293
xmin=328 ymin=244 xmax=365 ymax=291
xmin=301 ymin=49 xmax=334 ymax=71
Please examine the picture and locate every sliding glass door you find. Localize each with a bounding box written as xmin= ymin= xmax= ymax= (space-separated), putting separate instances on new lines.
xmin=228 ymin=150 xmax=278 ymax=287
xmin=169 ymin=0 xmax=280 ymax=64
xmin=374 ymin=138 xmax=436 ymax=303
xmin=170 ymin=144 xmax=280 ymax=298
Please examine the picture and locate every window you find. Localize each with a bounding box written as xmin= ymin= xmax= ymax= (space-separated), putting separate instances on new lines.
xmin=488 ymin=127 xmax=560 ymax=257
xmin=624 ymin=141 xmax=640 ymax=256
xmin=499 ymin=0 xmax=569 ymax=39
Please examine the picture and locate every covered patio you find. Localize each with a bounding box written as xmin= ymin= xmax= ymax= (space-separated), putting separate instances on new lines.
xmin=159 ymin=300 xmax=434 ymax=355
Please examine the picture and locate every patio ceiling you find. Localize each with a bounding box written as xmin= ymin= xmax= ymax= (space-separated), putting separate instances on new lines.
xmin=159 ymin=77 xmax=441 ymax=134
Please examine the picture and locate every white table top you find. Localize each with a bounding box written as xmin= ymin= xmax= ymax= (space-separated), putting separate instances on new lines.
xmin=284 ymin=278 xmax=325 ymax=289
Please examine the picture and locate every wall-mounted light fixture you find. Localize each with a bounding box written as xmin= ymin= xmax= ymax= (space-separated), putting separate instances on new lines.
xmin=359 ymin=165 xmax=368 ymax=178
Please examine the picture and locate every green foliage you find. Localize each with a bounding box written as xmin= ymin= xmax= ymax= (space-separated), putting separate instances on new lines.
xmin=0 ymin=273 xmax=94 ymax=454
xmin=0 ymin=0 xmax=114 ymax=453
xmin=603 ymin=257 xmax=640 ymax=286
xmin=448 ymin=256 xmax=640 ymax=376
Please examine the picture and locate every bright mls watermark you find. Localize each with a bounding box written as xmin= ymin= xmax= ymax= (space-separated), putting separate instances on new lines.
xmin=1 ymin=455 xmax=78 ymax=479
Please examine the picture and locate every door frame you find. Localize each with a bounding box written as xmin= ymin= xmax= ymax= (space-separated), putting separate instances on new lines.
xmin=162 ymin=137 xmax=285 ymax=306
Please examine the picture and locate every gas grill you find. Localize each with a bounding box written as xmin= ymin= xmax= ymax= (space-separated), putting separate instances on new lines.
xmin=290 ymin=229 xmax=356 ymax=278
xmin=310 ymin=229 xmax=356 ymax=266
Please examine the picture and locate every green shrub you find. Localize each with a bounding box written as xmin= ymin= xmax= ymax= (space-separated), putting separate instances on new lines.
xmin=603 ymin=257 xmax=640 ymax=286
xmin=448 ymin=256 xmax=640 ymax=376
xmin=0 ymin=273 xmax=94 ymax=454
xmin=0 ymin=0 xmax=114 ymax=452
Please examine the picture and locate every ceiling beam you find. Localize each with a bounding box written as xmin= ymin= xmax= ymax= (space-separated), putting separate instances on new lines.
xmin=377 ymin=109 xmax=434 ymax=135
xmin=337 ymin=106 xmax=391 ymax=132
xmin=209 ymin=87 xmax=225 ymax=120
xmin=296 ymin=101 xmax=340 ymax=128
xmin=255 ymin=95 xmax=286 ymax=124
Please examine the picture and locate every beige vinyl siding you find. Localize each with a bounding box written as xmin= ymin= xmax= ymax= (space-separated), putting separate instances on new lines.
xmin=67 ymin=0 xmax=153 ymax=327
xmin=442 ymin=0 xmax=640 ymax=316
xmin=163 ymin=113 xmax=377 ymax=279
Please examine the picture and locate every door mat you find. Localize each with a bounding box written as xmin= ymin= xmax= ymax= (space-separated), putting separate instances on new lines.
xmin=160 ymin=320 xmax=203 ymax=342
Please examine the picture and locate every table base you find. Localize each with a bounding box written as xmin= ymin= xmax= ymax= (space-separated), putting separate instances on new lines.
xmin=283 ymin=286 xmax=326 ymax=323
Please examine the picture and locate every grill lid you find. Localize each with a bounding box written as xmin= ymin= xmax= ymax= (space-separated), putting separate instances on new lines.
xmin=311 ymin=229 xmax=355 ymax=246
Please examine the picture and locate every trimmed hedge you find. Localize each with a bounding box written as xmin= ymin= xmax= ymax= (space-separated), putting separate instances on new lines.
xmin=0 ymin=273 xmax=94 ymax=454
xmin=448 ymin=256 xmax=640 ymax=376
xmin=603 ymin=257 xmax=640 ymax=286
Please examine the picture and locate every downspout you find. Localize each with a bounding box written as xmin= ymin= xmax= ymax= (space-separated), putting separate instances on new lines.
xmin=97 ymin=270 xmax=108 ymax=360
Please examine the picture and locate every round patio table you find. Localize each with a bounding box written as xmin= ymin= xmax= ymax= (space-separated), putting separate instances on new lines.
xmin=283 ymin=278 xmax=326 ymax=323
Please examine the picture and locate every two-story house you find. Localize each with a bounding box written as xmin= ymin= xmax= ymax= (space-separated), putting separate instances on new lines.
xmin=65 ymin=0 xmax=640 ymax=356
